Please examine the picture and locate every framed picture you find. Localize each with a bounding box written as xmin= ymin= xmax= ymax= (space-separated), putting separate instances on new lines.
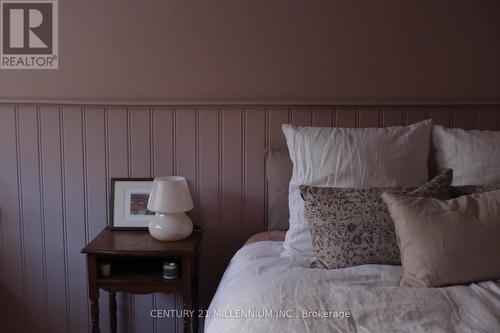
xmin=110 ymin=178 xmax=155 ymax=229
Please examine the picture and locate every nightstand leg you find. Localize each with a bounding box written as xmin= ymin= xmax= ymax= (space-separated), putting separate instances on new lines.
xmin=183 ymin=297 xmax=192 ymax=333
xmin=90 ymin=295 xmax=100 ymax=333
xmin=109 ymin=292 xmax=117 ymax=333
xmin=193 ymin=256 xmax=199 ymax=333
xmin=192 ymin=299 xmax=199 ymax=333
xmin=87 ymin=255 xmax=100 ymax=333
xmin=192 ymin=282 xmax=199 ymax=333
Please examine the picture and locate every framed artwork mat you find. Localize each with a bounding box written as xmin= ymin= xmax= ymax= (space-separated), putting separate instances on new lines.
xmin=110 ymin=178 xmax=154 ymax=229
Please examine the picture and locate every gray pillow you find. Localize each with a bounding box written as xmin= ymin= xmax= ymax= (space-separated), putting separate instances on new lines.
xmin=383 ymin=189 xmax=500 ymax=287
xmin=300 ymin=169 xmax=453 ymax=269
xmin=265 ymin=149 xmax=292 ymax=230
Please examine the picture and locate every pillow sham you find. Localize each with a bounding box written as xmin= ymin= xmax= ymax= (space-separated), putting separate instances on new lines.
xmin=382 ymin=190 xmax=500 ymax=288
xmin=283 ymin=120 xmax=433 ymax=258
xmin=433 ymin=125 xmax=500 ymax=186
xmin=301 ymin=169 xmax=453 ymax=269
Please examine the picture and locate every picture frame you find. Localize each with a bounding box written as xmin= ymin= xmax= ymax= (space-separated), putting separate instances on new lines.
xmin=110 ymin=178 xmax=155 ymax=230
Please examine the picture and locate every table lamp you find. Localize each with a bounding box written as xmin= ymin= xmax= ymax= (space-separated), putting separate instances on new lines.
xmin=147 ymin=176 xmax=194 ymax=241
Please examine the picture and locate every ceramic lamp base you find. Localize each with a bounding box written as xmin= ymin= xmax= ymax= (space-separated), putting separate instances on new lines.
xmin=148 ymin=213 xmax=193 ymax=241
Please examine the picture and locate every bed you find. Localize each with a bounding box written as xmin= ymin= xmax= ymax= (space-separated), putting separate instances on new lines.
xmin=205 ymin=120 xmax=500 ymax=333
xmin=205 ymin=237 xmax=500 ymax=333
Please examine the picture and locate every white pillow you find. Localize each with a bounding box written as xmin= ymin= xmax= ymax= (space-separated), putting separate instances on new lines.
xmin=282 ymin=120 xmax=433 ymax=259
xmin=433 ymin=126 xmax=500 ymax=186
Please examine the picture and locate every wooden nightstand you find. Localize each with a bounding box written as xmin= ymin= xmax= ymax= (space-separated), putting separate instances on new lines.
xmin=81 ymin=228 xmax=202 ymax=333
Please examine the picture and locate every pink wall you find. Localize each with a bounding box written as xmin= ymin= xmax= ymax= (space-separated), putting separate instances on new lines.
xmin=0 ymin=0 xmax=499 ymax=102
xmin=1 ymin=1 xmax=500 ymax=332
xmin=0 ymin=103 xmax=499 ymax=333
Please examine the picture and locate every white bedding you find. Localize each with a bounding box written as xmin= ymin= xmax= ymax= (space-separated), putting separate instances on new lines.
xmin=205 ymin=241 xmax=500 ymax=333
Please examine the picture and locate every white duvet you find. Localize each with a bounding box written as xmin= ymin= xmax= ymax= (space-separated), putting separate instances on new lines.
xmin=205 ymin=241 xmax=500 ymax=333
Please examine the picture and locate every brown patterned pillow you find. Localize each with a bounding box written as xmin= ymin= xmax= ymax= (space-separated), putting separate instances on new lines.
xmin=300 ymin=169 xmax=453 ymax=269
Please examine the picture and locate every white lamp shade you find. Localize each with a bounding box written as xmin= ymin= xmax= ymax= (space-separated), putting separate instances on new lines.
xmin=147 ymin=176 xmax=194 ymax=213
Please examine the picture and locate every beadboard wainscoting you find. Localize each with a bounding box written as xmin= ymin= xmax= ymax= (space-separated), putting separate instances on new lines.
xmin=0 ymin=104 xmax=499 ymax=333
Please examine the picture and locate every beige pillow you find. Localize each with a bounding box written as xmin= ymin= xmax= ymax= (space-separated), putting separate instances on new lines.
xmin=382 ymin=190 xmax=500 ymax=287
